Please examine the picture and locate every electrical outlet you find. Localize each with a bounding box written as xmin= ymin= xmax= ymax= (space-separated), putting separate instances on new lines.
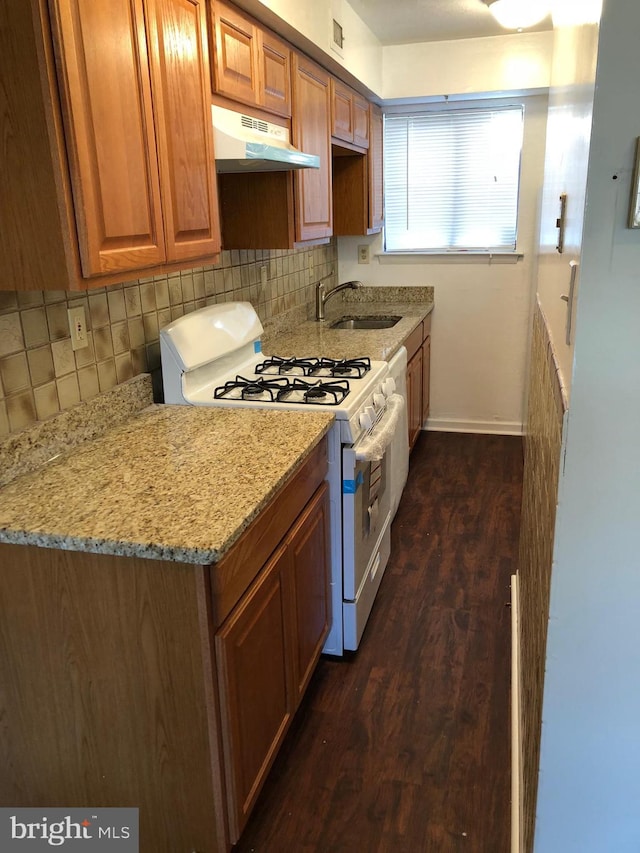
xmin=68 ymin=305 xmax=88 ymax=351
xmin=358 ymin=244 xmax=370 ymax=264
xmin=260 ymin=265 xmax=268 ymax=287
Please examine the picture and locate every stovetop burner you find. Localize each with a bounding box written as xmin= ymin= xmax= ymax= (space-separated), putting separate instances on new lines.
xmin=277 ymin=377 xmax=350 ymax=405
xmin=213 ymin=375 xmax=350 ymax=406
xmin=314 ymin=357 xmax=371 ymax=378
xmin=214 ymin=375 xmax=290 ymax=402
xmin=256 ymin=355 xmax=371 ymax=379
xmin=255 ymin=356 xmax=315 ymax=376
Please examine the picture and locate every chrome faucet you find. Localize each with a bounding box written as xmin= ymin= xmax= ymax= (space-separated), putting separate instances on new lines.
xmin=315 ymin=274 xmax=362 ymax=321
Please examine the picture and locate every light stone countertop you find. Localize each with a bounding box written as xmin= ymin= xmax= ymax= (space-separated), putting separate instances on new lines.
xmin=262 ymin=288 xmax=434 ymax=361
xmin=0 ymin=405 xmax=333 ymax=565
xmin=0 ymin=286 xmax=431 ymax=566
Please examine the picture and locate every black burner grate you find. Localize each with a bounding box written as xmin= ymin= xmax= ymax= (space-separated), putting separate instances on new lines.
xmin=256 ymin=355 xmax=371 ymax=378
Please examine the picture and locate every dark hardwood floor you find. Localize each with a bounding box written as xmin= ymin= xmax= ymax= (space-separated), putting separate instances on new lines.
xmin=234 ymin=431 xmax=524 ymax=853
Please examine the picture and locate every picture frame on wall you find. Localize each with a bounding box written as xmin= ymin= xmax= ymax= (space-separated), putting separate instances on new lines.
xmin=628 ymin=137 xmax=640 ymax=228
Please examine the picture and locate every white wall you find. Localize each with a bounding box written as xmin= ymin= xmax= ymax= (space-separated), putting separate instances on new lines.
xmin=536 ymin=21 xmax=600 ymax=395
xmin=382 ymin=31 xmax=552 ymax=101
xmin=244 ymin=3 xmax=554 ymax=434
xmin=338 ymin=95 xmax=549 ymax=435
xmin=535 ymin=1 xmax=640 ymax=849
xmin=245 ymin=0 xmax=383 ymax=94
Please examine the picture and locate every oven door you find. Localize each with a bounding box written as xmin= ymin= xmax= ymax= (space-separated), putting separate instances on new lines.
xmin=341 ymin=397 xmax=404 ymax=649
xmin=342 ymin=449 xmax=391 ymax=601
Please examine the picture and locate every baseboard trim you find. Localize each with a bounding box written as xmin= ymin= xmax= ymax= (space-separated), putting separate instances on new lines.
xmin=425 ymin=418 xmax=523 ymax=436
xmin=511 ymin=573 xmax=523 ymax=853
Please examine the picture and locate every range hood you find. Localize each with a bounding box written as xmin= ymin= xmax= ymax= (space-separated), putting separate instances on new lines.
xmin=212 ymin=105 xmax=320 ymax=173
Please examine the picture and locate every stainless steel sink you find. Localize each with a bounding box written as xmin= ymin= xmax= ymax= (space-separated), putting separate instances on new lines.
xmin=329 ymin=315 xmax=401 ymax=330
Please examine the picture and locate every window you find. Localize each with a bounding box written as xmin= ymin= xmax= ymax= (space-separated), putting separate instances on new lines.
xmin=383 ymin=105 xmax=524 ymax=253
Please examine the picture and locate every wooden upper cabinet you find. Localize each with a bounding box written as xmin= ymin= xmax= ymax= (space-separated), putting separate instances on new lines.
xmin=210 ymin=0 xmax=291 ymax=117
xmin=330 ymin=77 xmax=369 ymax=149
xmin=146 ymin=0 xmax=221 ymax=262
xmin=50 ymin=0 xmax=167 ymax=276
xmin=9 ymin=0 xmax=221 ymax=290
xmin=258 ymin=30 xmax=291 ymax=118
xmin=330 ymin=78 xmax=354 ymax=143
xmin=353 ymin=94 xmax=370 ymax=149
xmin=211 ymin=0 xmax=259 ymax=106
xmin=292 ymin=54 xmax=332 ymax=243
xmin=369 ymin=103 xmax=384 ymax=232
xmin=332 ymin=101 xmax=383 ymax=237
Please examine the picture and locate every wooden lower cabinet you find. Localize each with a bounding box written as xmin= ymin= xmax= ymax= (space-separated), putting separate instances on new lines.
xmin=216 ymin=481 xmax=330 ymax=842
xmin=0 ymin=545 xmax=228 ymax=853
xmin=407 ymin=343 xmax=424 ymax=449
xmin=288 ymin=483 xmax=331 ymax=702
xmin=405 ymin=314 xmax=432 ymax=450
xmin=216 ymin=541 xmax=294 ymax=841
xmin=422 ymin=334 xmax=431 ymax=424
xmin=0 ymin=452 xmax=330 ymax=852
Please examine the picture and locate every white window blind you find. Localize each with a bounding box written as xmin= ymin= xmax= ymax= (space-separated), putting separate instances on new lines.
xmin=384 ymin=106 xmax=524 ymax=252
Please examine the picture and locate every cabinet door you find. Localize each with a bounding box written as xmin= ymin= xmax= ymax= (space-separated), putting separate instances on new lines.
xmin=407 ymin=349 xmax=423 ymax=449
xmin=422 ymin=335 xmax=431 ymax=424
xmin=292 ymin=54 xmax=332 ymax=242
xmin=369 ymin=103 xmax=384 ymax=232
xmin=288 ymin=482 xmax=330 ymax=704
xmin=211 ymin=0 xmax=259 ymax=107
xmin=259 ymin=30 xmax=291 ymax=117
xmin=330 ymin=78 xmax=353 ymax=143
xmin=353 ymin=94 xmax=370 ymax=149
xmin=50 ymin=0 xmax=166 ymax=276
xmin=216 ymin=543 xmax=293 ymax=842
xmin=146 ymin=0 xmax=221 ymax=262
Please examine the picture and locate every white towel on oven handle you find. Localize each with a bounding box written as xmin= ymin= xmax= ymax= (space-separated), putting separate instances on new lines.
xmin=355 ymin=394 xmax=405 ymax=462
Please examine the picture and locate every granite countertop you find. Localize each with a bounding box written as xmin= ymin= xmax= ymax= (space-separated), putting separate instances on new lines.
xmin=0 ymin=405 xmax=333 ymax=565
xmin=262 ymin=286 xmax=433 ymax=361
xmin=0 ymin=286 xmax=431 ymax=566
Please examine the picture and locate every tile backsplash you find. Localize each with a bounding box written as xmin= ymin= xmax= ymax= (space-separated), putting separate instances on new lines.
xmin=0 ymin=243 xmax=336 ymax=436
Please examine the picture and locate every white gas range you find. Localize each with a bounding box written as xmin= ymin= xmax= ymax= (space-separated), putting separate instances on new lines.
xmin=160 ymin=302 xmax=404 ymax=654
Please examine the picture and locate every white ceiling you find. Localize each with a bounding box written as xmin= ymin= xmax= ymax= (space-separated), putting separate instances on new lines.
xmin=346 ymin=0 xmax=553 ymax=45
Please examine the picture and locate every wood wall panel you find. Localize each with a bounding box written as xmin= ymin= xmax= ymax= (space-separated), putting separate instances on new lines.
xmin=0 ymin=545 xmax=225 ymax=852
xmin=518 ymin=300 xmax=567 ymax=852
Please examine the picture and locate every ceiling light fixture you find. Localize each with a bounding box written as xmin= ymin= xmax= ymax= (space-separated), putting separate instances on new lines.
xmin=483 ymin=0 xmax=550 ymax=30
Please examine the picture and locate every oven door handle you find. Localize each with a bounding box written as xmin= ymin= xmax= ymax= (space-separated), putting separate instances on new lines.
xmin=355 ymin=394 xmax=404 ymax=462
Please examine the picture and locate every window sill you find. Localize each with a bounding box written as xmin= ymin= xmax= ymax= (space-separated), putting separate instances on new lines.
xmin=375 ymin=251 xmax=524 ymax=265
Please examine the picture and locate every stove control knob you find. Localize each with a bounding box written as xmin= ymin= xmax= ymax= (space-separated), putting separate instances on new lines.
xmin=382 ymin=377 xmax=396 ymax=397
xmin=365 ymin=405 xmax=376 ymax=424
xmin=359 ymin=411 xmax=373 ymax=431
xmin=373 ymin=393 xmax=386 ymax=410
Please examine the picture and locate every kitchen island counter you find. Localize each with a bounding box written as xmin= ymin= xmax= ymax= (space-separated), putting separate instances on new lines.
xmin=0 ymin=405 xmax=333 ymax=565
